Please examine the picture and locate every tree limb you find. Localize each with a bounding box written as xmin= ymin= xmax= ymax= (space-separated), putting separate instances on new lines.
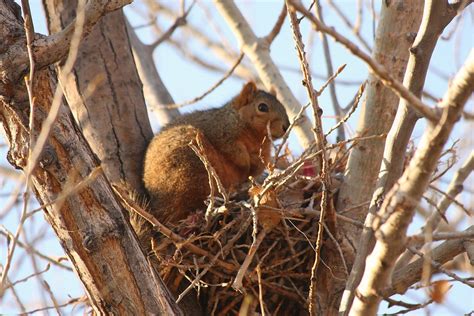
xmin=350 ymin=50 xmax=474 ymax=316
xmin=340 ymin=1 xmax=470 ymax=313
xmin=0 ymin=1 xmax=181 ymax=314
xmin=2 ymin=0 xmax=131 ymax=83
xmin=213 ymin=0 xmax=315 ymax=149
xmin=383 ymin=225 xmax=474 ymax=297
xmin=289 ymin=0 xmax=438 ymax=122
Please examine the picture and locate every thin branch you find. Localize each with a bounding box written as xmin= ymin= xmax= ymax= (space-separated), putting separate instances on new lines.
xmin=395 ymin=151 xmax=474 ymax=269
xmin=285 ymin=3 xmax=331 ymax=314
xmin=3 ymin=264 xmax=50 ymax=291
xmin=290 ymin=0 xmax=439 ymax=122
xmin=326 ymin=0 xmax=371 ymax=52
xmin=351 ymin=51 xmax=474 ymax=315
xmin=408 ymin=231 xmax=474 ymax=244
xmin=263 ymin=4 xmax=287 ymax=44
xmin=314 ymin=0 xmax=345 ymax=140
xmin=407 ymin=246 xmax=474 ymax=288
xmin=386 ymin=225 xmax=474 ymax=297
xmin=112 ymin=185 xmax=236 ymax=272
xmin=325 ymin=82 xmax=365 ymax=137
xmin=148 ymin=0 xmax=196 ymax=49
xmin=157 ymin=52 xmax=244 ymax=109
xmin=0 ymin=229 xmax=72 ymax=271
xmin=213 ymin=0 xmax=315 ymax=148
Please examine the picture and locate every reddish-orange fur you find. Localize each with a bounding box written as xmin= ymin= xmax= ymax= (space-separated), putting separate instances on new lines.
xmin=142 ymin=82 xmax=289 ymax=224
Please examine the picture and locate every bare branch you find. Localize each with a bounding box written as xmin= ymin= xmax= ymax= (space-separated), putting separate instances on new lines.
xmin=313 ymin=0 xmax=345 ymax=140
xmin=396 ymin=151 xmax=474 ymax=269
xmin=126 ymin=18 xmax=180 ymax=126
xmin=158 ymin=52 xmax=244 ymax=109
xmin=263 ymin=4 xmax=287 ymax=45
xmin=286 ymin=3 xmax=332 ymax=313
xmin=326 ymin=0 xmax=371 ymax=52
xmin=2 ymin=0 xmax=131 ymax=82
xmin=290 ymin=0 xmax=438 ymax=121
xmin=340 ymin=2 xmax=469 ymax=313
xmin=148 ymin=0 xmax=196 ymax=49
xmin=386 ymin=225 xmax=474 ymax=297
xmin=213 ymin=0 xmax=315 ymax=149
xmin=350 ymin=51 xmax=474 ymax=315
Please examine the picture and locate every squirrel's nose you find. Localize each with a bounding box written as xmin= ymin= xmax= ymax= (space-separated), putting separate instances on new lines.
xmin=283 ymin=123 xmax=289 ymax=132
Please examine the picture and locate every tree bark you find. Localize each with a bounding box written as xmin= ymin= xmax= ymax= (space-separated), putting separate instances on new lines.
xmin=336 ymin=0 xmax=423 ymax=223
xmin=336 ymin=2 xmax=423 ymax=313
xmin=214 ymin=0 xmax=315 ymax=149
xmin=126 ymin=19 xmax=180 ymax=127
xmin=42 ymin=0 xmax=153 ymax=193
xmin=351 ymin=50 xmax=474 ymax=316
xmin=0 ymin=1 xmax=181 ymax=314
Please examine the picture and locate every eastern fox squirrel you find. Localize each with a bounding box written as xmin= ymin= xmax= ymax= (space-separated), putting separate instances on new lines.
xmin=142 ymin=81 xmax=290 ymax=224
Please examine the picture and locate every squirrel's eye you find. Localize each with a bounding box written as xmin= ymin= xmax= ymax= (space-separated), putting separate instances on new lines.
xmin=258 ymin=103 xmax=269 ymax=112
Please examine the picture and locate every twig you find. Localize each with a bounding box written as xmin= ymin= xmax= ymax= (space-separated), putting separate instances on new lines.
xmin=256 ymin=265 xmax=266 ymax=316
xmin=42 ymin=280 xmax=61 ymax=315
xmin=383 ymin=297 xmax=433 ymax=315
xmin=0 ymin=230 xmax=72 ymax=271
xmin=396 ymin=151 xmax=474 ymax=270
xmin=176 ymin=215 xmax=252 ymax=302
xmin=326 ymin=0 xmax=371 ymax=51
xmin=407 ymin=246 xmax=474 ymax=288
xmin=189 ymin=134 xmax=229 ymax=222
xmin=272 ymin=102 xmax=312 ymax=170
xmin=315 ymin=64 xmax=346 ymax=96
xmin=157 ymin=52 xmax=244 ymax=109
xmin=429 ymin=184 xmax=469 ymax=215
xmin=232 ymin=229 xmax=267 ymax=291
xmin=263 ymin=4 xmax=287 ymax=45
xmin=112 ymin=184 xmax=236 ymax=272
xmin=25 ymin=296 xmax=87 ymax=315
xmin=27 ymin=166 xmax=102 ymax=215
xmin=148 ymin=0 xmax=196 ymax=49
xmin=3 ymin=264 xmax=50 ymax=291
xmin=286 ymin=3 xmax=332 ymax=314
xmin=323 ymin=223 xmax=348 ymax=275
xmin=314 ymin=1 xmax=345 ymax=140
xmin=325 ymin=82 xmax=365 ymax=137
xmin=408 ymin=231 xmax=474 ymax=245
xmin=289 ymin=0 xmax=439 ymax=122
xmin=386 ymin=225 xmax=474 ymax=297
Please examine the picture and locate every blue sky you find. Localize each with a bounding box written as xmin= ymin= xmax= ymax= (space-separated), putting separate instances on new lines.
xmin=1 ymin=1 xmax=473 ymax=314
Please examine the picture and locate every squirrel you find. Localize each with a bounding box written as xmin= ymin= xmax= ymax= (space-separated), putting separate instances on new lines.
xmin=142 ymin=82 xmax=290 ymax=225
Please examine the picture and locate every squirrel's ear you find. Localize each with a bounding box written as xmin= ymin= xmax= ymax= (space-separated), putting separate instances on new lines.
xmin=269 ymin=86 xmax=277 ymax=96
xmin=233 ymin=81 xmax=257 ymax=109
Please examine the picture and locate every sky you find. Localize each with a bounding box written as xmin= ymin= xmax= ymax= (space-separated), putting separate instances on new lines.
xmin=1 ymin=1 xmax=473 ymax=315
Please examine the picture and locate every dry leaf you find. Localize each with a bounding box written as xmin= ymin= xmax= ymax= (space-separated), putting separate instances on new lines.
xmin=249 ymin=185 xmax=281 ymax=231
xmin=429 ymin=280 xmax=451 ymax=303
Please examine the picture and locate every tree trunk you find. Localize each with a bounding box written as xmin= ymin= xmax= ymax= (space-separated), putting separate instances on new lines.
xmin=336 ymin=0 xmax=423 ymax=225
xmin=0 ymin=1 xmax=180 ymax=314
xmin=42 ymin=0 xmax=153 ymax=193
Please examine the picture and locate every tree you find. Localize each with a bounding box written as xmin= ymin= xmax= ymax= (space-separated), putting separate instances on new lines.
xmin=0 ymin=0 xmax=473 ymax=315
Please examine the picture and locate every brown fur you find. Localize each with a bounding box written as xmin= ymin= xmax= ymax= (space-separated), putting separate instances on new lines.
xmin=142 ymin=82 xmax=290 ymax=224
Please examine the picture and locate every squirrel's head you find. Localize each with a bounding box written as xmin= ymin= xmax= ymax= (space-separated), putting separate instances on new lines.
xmin=232 ymin=82 xmax=290 ymax=139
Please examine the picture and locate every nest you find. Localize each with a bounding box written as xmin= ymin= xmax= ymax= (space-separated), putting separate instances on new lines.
xmin=147 ymin=147 xmax=350 ymax=315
